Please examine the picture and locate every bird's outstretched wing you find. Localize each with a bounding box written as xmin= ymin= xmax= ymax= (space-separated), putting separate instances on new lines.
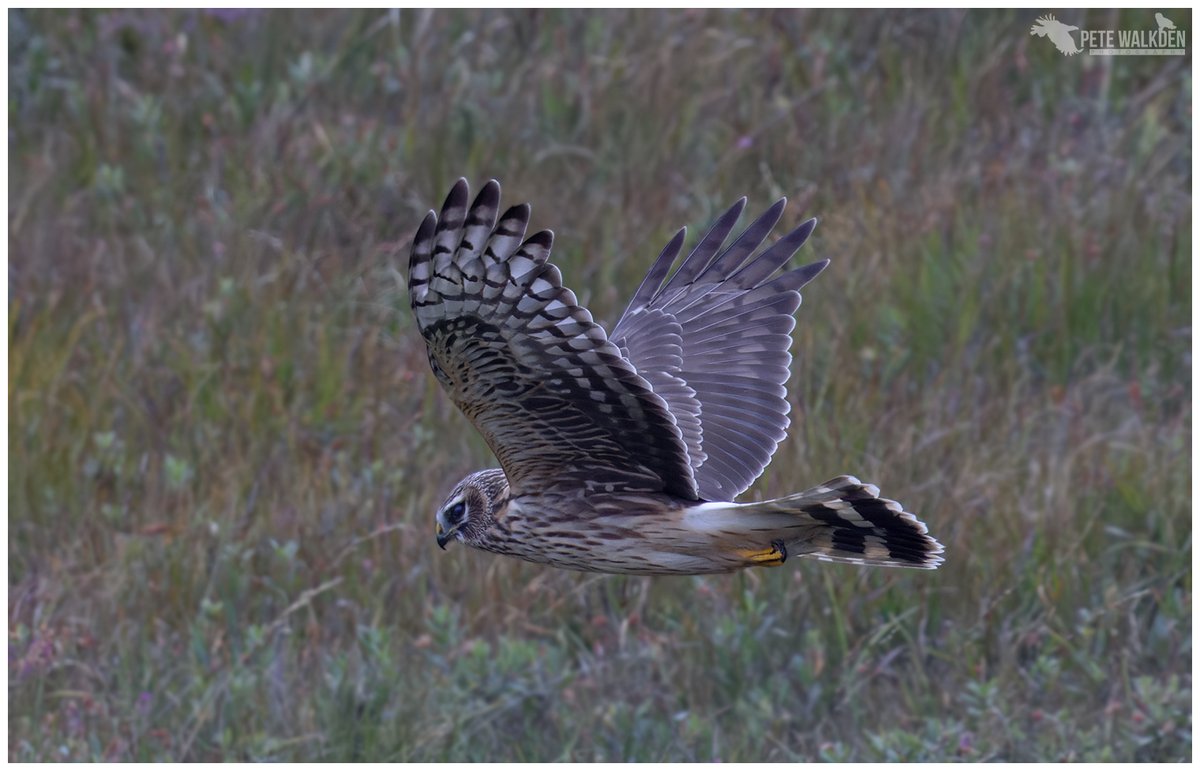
xmin=612 ymin=198 xmax=827 ymax=502
xmin=408 ymin=179 xmax=698 ymax=499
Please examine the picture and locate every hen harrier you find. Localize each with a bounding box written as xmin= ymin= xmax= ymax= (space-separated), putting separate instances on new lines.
xmin=408 ymin=179 xmax=943 ymax=575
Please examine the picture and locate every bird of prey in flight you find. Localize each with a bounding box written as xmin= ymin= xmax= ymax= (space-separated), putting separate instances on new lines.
xmin=407 ymin=179 xmax=943 ymax=575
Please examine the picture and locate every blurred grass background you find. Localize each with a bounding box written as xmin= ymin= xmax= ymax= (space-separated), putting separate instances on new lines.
xmin=7 ymin=8 xmax=1191 ymax=761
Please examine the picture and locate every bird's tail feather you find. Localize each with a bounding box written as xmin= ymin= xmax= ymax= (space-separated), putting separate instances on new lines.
xmin=735 ymin=476 xmax=944 ymax=569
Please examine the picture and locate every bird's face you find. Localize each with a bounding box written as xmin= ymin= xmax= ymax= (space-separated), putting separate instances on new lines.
xmin=435 ymin=485 xmax=473 ymax=550
xmin=435 ymin=469 xmax=508 ymax=550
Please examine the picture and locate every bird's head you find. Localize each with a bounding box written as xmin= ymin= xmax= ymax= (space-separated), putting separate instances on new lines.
xmin=435 ymin=467 xmax=509 ymax=550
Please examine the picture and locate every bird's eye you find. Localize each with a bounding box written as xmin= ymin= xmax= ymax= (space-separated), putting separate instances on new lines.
xmin=448 ymin=501 xmax=466 ymax=520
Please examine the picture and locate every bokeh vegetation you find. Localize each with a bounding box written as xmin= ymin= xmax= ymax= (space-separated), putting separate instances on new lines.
xmin=8 ymin=9 xmax=1191 ymax=761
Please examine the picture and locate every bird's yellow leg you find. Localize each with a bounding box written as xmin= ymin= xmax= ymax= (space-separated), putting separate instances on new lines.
xmin=736 ymin=540 xmax=788 ymax=567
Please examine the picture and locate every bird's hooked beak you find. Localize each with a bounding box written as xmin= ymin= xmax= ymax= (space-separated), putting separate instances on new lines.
xmin=436 ymin=515 xmax=458 ymax=550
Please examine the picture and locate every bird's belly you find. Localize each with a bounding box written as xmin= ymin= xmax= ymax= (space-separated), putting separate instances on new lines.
xmin=480 ymin=494 xmax=746 ymax=575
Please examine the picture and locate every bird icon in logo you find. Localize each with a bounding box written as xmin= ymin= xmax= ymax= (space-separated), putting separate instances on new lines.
xmin=1030 ymin=14 xmax=1082 ymax=56
xmin=1155 ymin=12 xmax=1176 ymax=32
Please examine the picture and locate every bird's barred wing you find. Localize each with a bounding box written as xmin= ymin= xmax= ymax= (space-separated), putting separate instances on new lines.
xmin=408 ymin=179 xmax=699 ymax=500
xmin=612 ymin=197 xmax=828 ymax=502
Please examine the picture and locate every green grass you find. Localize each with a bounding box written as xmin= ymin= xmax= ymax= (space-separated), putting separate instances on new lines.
xmin=8 ymin=8 xmax=1191 ymax=761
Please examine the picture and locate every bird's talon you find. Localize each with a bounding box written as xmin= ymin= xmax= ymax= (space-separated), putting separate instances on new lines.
xmin=737 ymin=540 xmax=788 ymax=567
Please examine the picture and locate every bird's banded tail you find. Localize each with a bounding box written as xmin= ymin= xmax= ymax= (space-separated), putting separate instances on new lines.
xmin=739 ymin=476 xmax=944 ymax=569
